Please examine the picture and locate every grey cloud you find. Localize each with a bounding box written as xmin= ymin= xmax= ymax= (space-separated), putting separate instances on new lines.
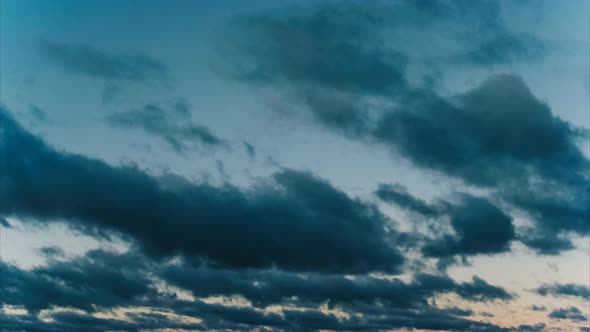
xmin=458 ymin=32 xmax=545 ymax=66
xmin=39 ymin=39 xmax=169 ymax=84
xmin=376 ymin=186 xmax=516 ymax=260
xmin=375 ymin=183 xmax=438 ymax=217
xmin=0 ymin=249 xmax=156 ymax=313
xmin=0 ymin=249 xmax=520 ymax=332
xmin=535 ymin=283 xmax=590 ymax=300
xmin=423 ymin=195 xmax=515 ymax=258
xmin=37 ymin=246 xmax=65 ymax=258
xmin=106 ymin=99 xmax=228 ymax=153
xmin=0 ymin=216 xmax=11 ymax=228
xmin=230 ymin=2 xmax=584 ymax=256
xmin=548 ymin=307 xmax=588 ymax=322
xmin=163 ymin=264 xmax=513 ymax=309
xmin=243 ymin=141 xmax=256 ymax=159
xmin=1 ymin=107 xmax=403 ymax=273
xmin=530 ymin=305 xmax=547 ymax=312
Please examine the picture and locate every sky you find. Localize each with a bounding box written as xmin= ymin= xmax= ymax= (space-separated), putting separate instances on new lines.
xmin=0 ymin=1 xmax=589 ymax=331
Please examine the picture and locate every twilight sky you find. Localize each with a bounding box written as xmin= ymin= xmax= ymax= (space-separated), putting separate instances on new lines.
xmin=0 ymin=1 xmax=589 ymax=331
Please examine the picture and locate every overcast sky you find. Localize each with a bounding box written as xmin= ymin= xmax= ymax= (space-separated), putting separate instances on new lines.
xmin=1 ymin=1 xmax=589 ymax=331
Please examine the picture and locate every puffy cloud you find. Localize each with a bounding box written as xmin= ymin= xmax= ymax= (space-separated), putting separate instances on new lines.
xmin=375 ymin=183 xmax=439 ymax=217
xmin=376 ymin=186 xmax=515 ymax=259
xmin=229 ymin=2 xmax=587 ymax=256
xmin=548 ymin=307 xmax=588 ymax=322
xmin=423 ymin=195 xmax=515 ymax=257
xmin=535 ymin=283 xmax=590 ymax=300
xmin=0 ymin=250 xmax=156 ymax=313
xmin=163 ymin=264 xmax=513 ymax=308
xmin=0 ymin=108 xmax=403 ymax=274
xmin=0 ymin=249 xmax=519 ymax=332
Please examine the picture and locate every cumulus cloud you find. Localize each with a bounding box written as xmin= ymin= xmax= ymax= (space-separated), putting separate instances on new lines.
xmin=1 ymin=249 xmax=156 ymax=313
xmin=375 ymin=183 xmax=439 ymax=217
xmin=548 ymin=307 xmax=588 ymax=322
xmin=0 ymin=107 xmax=403 ymax=274
xmin=163 ymin=264 xmax=513 ymax=308
xmin=0 ymin=249 xmax=522 ymax=332
xmin=535 ymin=283 xmax=590 ymax=300
xmin=230 ymin=1 xmax=588 ymax=255
xmin=376 ymin=185 xmax=515 ymax=260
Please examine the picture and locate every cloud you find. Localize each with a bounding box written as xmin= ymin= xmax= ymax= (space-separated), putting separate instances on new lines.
xmin=376 ymin=76 xmax=588 ymax=255
xmin=515 ymin=323 xmax=546 ymax=332
xmin=458 ymin=32 xmax=545 ymax=66
xmin=39 ymin=39 xmax=169 ymax=84
xmin=374 ymin=75 xmax=586 ymax=187
xmin=0 ymin=107 xmax=403 ymax=273
xmin=530 ymin=305 xmax=547 ymax=312
xmin=0 ymin=249 xmax=156 ymax=313
xmin=548 ymin=307 xmax=588 ymax=322
xmin=0 ymin=249 xmax=520 ymax=332
xmin=375 ymin=183 xmax=439 ymax=217
xmin=0 ymin=310 xmax=205 ymax=332
xmin=27 ymin=105 xmax=50 ymax=124
xmin=535 ymin=283 xmax=590 ymax=300
xmin=37 ymin=245 xmax=65 ymax=258
xmin=231 ymin=4 xmax=407 ymax=96
xmin=163 ymin=264 xmax=513 ymax=309
xmin=518 ymin=231 xmax=575 ymax=255
xmin=229 ymin=2 xmax=586 ymax=256
xmin=106 ymin=99 xmax=228 ymax=153
xmin=423 ymin=195 xmax=515 ymax=258
xmin=376 ymin=186 xmax=515 ymax=260
xmin=242 ymin=141 xmax=256 ymax=159
xmin=0 ymin=216 xmax=11 ymax=228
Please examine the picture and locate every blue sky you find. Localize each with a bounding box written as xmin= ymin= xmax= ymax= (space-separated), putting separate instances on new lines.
xmin=1 ymin=1 xmax=589 ymax=331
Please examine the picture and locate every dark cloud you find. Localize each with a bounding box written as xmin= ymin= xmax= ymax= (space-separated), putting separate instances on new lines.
xmin=375 ymin=75 xmax=587 ymax=187
xmin=548 ymin=307 xmax=588 ymax=322
xmin=231 ymin=4 xmax=407 ymax=96
xmin=27 ymin=105 xmax=50 ymax=124
xmin=106 ymin=99 xmax=228 ymax=153
xmin=424 ymin=195 xmax=515 ymax=258
xmin=230 ymin=3 xmax=408 ymax=136
xmin=230 ymin=2 xmax=585 ymax=256
xmin=376 ymin=186 xmax=515 ymax=260
xmin=0 ymin=249 xmax=519 ymax=332
xmin=535 ymin=283 xmax=590 ymax=300
xmin=373 ymin=76 xmax=588 ymax=254
xmin=443 ymin=307 xmax=474 ymax=317
xmin=0 ymin=310 xmax=206 ymax=332
xmin=515 ymin=323 xmax=546 ymax=332
xmin=231 ymin=1 xmax=543 ymax=93
xmin=0 ymin=249 xmax=156 ymax=313
xmin=39 ymin=39 xmax=169 ymax=84
xmin=530 ymin=305 xmax=547 ymax=312
xmin=0 ymin=107 xmax=403 ymax=273
xmin=375 ymin=183 xmax=438 ymax=217
xmin=37 ymin=245 xmax=65 ymax=258
xmin=458 ymin=32 xmax=545 ymax=66
xmin=163 ymin=264 xmax=513 ymax=309
xmin=0 ymin=216 xmax=11 ymax=228
xmin=503 ymin=179 xmax=590 ymax=254
xmin=243 ymin=141 xmax=256 ymax=159
xmin=518 ymin=231 xmax=575 ymax=255
xmin=229 ymin=0 xmax=546 ymax=138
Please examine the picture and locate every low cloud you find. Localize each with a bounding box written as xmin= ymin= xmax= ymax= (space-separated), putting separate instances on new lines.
xmin=106 ymin=99 xmax=228 ymax=153
xmin=1 ymin=108 xmax=403 ymax=274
